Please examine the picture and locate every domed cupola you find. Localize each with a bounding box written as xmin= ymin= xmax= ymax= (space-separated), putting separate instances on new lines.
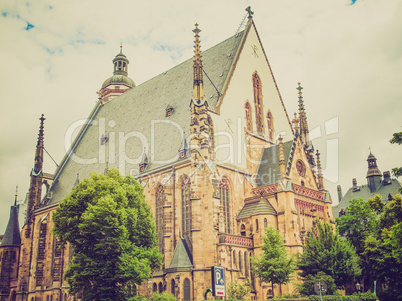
xmin=366 ymin=150 xmax=382 ymax=192
xmin=99 ymin=45 xmax=135 ymax=103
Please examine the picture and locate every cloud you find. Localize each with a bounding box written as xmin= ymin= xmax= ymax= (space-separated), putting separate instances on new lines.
xmin=0 ymin=0 xmax=401 ymax=230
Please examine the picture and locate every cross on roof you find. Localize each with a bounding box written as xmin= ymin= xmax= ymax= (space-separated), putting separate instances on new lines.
xmin=246 ymin=6 xmax=254 ymax=19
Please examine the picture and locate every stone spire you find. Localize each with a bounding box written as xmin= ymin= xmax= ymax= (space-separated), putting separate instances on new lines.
xmin=1 ymin=193 xmax=21 ymax=247
xmin=193 ymin=23 xmax=203 ymax=103
xmin=190 ymin=24 xmax=213 ymax=160
xmin=316 ymin=150 xmax=324 ymax=190
xmin=25 ymin=115 xmax=45 ymax=237
xmin=297 ymin=83 xmax=310 ymax=146
xmin=366 ymin=151 xmax=382 ymax=193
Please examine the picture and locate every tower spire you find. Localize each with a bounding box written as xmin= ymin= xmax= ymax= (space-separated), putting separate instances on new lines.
xmin=25 ymin=115 xmax=46 ymax=237
xmin=190 ymin=24 xmax=213 ymax=160
xmin=297 ymin=83 xmax=310 ymax=145
xmin=193 ymin=23 xmax=203 ymax=102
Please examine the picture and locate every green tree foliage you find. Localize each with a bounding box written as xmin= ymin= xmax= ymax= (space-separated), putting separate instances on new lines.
xmin=52 ymin=169 xmax=163 ymax=301
xmin=251 ymin=226 xmax=295 ymax=297
xmin=298 ymin=219 xmax=361 ymax=288
xmin=390 ymin=131 xmax=402 ymax=179
xmin=150 ymin=292 xmax=176 ymax=301
xmin=296 ymin=271 xmax=337 ymax=297
xmin=336 ymin=198 xmax=377 ymax=255
xmin=336 ymin=198 xmax=377 ymax=290
xmin=227 ymin=280 xmax=250 ymax=300
xmin=363 ymin=194 xmax=402 ymax=300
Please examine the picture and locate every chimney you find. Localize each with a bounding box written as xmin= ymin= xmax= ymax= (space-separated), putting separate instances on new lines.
xmin=352 ymin=178 xmax=360 ymax=192
xmin=383 ymin=171 xmax=391 ymax=185
xmin=337 ymin=185 xmax=343 ymax=203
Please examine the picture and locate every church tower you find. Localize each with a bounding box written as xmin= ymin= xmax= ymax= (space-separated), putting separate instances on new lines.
xmin=99 ymin=45 xmax=135 ymax=103
xmin=0 ymin=194 xmax=21 ymax=301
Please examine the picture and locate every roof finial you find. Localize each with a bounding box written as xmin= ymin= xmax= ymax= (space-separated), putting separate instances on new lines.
xmin=14 ymin=185 xmax=18 ymax=206
xmin=246 ymin=6 xmax=254 ymax=19
xmin=120 ymin=39 xmax=123 ymax=53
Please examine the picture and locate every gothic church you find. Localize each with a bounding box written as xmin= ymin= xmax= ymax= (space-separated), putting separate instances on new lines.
xmin=0 ymin=11 xmax=335 ymax=301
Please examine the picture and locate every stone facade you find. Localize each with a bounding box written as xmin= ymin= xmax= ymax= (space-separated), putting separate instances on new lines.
xmin=0 ymin=15 xmax=335 ymax=301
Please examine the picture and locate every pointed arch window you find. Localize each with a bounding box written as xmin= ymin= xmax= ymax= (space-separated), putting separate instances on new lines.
xmin=267 ymin=111 xmax=274 ymax=141
xmin=155 ymin=185 xmax=164 ymax=253
xmin=239 ymin=251 xmax=242 ymax=275
xmin=36 ymin=216 xmax=48 ymax=286
xmin=240 ymin=224 xmax=246 ymax=236
xmin=244 ymin=251 xmax=249 ymax=277
xmin=181 ymin=176 xmax=192 ymax=239
xmin=220 ymin=177 xmax=231 ymax=234
xmin=252 ymin=72 xmax=265 ymax=135
xmin=245 ymin=101 xmax=253 ymax=132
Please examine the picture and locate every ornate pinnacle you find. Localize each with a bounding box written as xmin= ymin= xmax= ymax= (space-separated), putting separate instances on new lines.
xmin=193 ymin=23 xmax=203 ymax=101
xmin=292 ymin=113 xmax=300 ymax=132
xmin=278 ymin=135 xmax=286 ymax=176
xmin=316 ymin=150 xmax=324 ymax=189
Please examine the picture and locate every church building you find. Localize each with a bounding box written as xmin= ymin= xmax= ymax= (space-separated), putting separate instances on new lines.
xmin=0 ymin=9 xmax=335 ymax=301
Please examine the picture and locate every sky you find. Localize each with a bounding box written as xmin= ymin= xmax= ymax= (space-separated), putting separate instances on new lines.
xmin=0 ymin=0 xmax=401 ymax=232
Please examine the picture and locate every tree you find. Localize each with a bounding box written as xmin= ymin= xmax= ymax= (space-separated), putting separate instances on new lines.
xmin=336 ymin=198 xmax=377 ymax=291
xmin=336 ymin=198 xmax=377 ymax=255
xmin=227 ymin=280 xmax=250 ymax=301
xmin=390 ymin=131 xmax=402 ymax=179
xmin=251 ymin=226 xmax=295 ymax=297
xmin=364 ymin=194 xmax=402 ymax=300
xmin=52 ymin=169 xmax=163 ymax=301
xmin=298 ymin=219 xmax=361 ymax=288
xmin=296 ymin=271 xmax=337 ymax=296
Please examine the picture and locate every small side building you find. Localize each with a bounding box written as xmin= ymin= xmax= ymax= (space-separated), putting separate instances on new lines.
xmin=333 ymin=151 xmax=402 ymax=218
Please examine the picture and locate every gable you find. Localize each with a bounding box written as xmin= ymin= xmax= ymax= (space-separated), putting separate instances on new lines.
xmin=287 ymin=137 xmax=318 ymax=190
xmin=211 ymin=20 xmax=294 ymax=169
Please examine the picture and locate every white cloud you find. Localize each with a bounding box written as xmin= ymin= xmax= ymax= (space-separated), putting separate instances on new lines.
xmin=0 ymin=0 xmax=401 ymax=230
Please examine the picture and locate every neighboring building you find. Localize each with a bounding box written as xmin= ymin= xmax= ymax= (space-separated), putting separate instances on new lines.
xmin=0 ymin=196 xmax=21 ymax=301
xmin=1 ymin=11 xmax=335 ymax=301
xmin=332 ymin=151 xmax=402 ymax=218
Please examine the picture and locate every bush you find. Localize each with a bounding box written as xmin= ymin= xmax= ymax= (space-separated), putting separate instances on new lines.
xmin=227 ymin=280 xmax=250 ymax=300
xmin=308 ymin=291 xmax=377 ymax=301
xmin=128 ymin=296 xmax=148 ymax=301
xmin=297 ymin=272 xmax=338 ymax=296
xmin=152 ymin=292 xmax=177 ymax=301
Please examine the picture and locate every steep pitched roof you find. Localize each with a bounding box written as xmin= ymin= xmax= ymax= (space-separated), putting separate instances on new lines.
xmin=47 ymin=29 xmax=247 ymax=205
xmin=166 ymin=238 xmax=193 ymax=272
xmin=1 ymin=205 xmax=21 ymax=247
xmin=255 ymin=140 xmax=293 ymax=187
xmin=237 ymin=199 xmax=277 ymax=220
xmin=332 ymin=179 xmax=402 ymax=217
